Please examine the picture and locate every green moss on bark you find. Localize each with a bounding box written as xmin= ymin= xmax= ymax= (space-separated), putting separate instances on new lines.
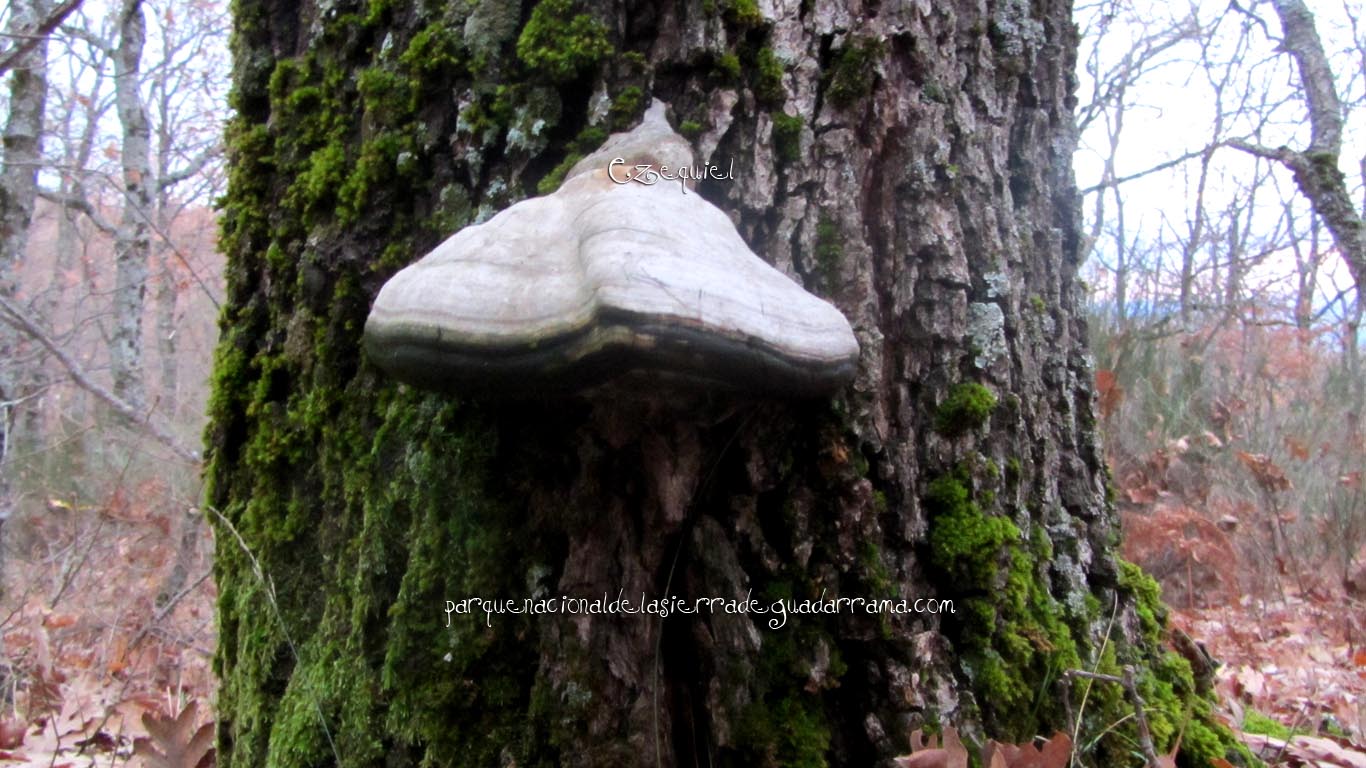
xmin=210 ymin=4 xmax=570 ymax=764
xmin=608 ymin=85 xmax=645 ymax=131
xmin=918 ymin=460 xmax=1250 ymax=765
xmin=815 ymin=215 xmax=842 ymax=290
xmin=935 ymin=383 xmax=997 ymax=436
xmin=535 ymin=123 xmax=608 ymax=194
xmin=754 ymin=47 xmax=785 ymax=103
xmin=772 ymin=112 xmax=803 ymax=164
xmin=922 ymin=462 xmax=1079 ymax=738
xmin=724 ymin=0 xmax=764 ymax=27
xmin=516 ymin=0 xmax=612 ymax=83
xmin=715 ymin=52 xmax=742 ymax=82
xmin=825 ymin=37 xmax=884 ymax=108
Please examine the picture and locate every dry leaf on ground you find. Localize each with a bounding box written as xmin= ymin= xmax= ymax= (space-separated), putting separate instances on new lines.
xmin=1241 ymin=732 xmax=1366 ymax=767
xmin=133 ymin=700 xmax=214 ymax=768
xmin=982 ymin=731 xmax=1072 ymax=768
xmin=895 ymin=727 xmax=968 ymax=768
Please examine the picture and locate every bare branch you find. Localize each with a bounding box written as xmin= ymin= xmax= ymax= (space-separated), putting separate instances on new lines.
xmin=0 ymin=0 xmax=84 ymax=75
xmin=157 ymin=142 xmax=222 ymax=191
xmin=1226 ymin=137 xmax=1285 ymax=163
xmin=1272 ymin=0 xmax=1343 ymax=156
xmin=1210 ymin=1 xmax=1366 ymax=295
xmin=1079 ymin=144 xmax=1222 ymax=195
xmin=0 ymin=293 xmax=200 ymax=464
xmin=36 ymin=187 xmax=119 ymax=234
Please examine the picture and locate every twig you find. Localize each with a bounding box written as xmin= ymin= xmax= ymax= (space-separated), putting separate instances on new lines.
xmin=1065 ymin=666 xmax=1162 ymax=767
xmin=119 ymin=568 xmax=211 ymax=660
xmin=1079 ymin=145 xmax=1223 ymax=195
xmin=1067 ymin=593 xmax=1120 ymax=767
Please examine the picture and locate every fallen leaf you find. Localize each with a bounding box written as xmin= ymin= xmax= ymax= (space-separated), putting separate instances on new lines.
xmin=896 ymin=727 xmax=968 ymax=768
xmin=1236 ymin=451 xmax=1292 ymax=493
xmin=1241 ymin=733 xmax=1366 ymax=768
xmin=133 ymin=701 xmax=215 ymax=768
xmin=0 ymin=720 xmax=22 ymax=750
xmin=980 ymin=732 xmax=1071 ymax=768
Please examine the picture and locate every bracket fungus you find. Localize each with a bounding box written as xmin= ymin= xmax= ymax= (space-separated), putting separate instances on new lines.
xmin=363 ymin=100 xmax=859 ymax=396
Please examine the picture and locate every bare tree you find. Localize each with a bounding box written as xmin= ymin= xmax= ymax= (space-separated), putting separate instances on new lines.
xmin=1076 ymin=0 xmax=1352 ymax=350
xmin=109 ymin=0 xmax=151 ymax=408
xmin=1 ymin=0 xmax=55 ymax=545
xmin=3 ymin=0 xmax=225 ymax=445
xmin=3 ymin=0 xmax=226 ymax=623
xmin=1074 ymin=0 xmax=1366 ymax=616
xmin=144 ymin=0 xmax=227 ymax=417
xmin=0 ymin=0 xmax=58 ymax=703
xmin=1230 ymin=0 xmax=1366 ymax=295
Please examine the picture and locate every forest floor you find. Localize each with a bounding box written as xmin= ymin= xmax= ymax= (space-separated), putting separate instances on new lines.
xmin=0 ymin=496 xmax=1361 ymax=766
xmin=1176 ymin=593 xmax=1366 ymax=766
xmin=0 ymin=483 xmax=217 ymax=768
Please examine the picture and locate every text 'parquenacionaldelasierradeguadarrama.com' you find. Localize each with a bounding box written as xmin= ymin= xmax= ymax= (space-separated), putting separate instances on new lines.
xmin=445 ymin=589 xmax=955 ymax=630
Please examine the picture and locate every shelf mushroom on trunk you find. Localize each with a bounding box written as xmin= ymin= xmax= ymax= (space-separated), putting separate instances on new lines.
xmin=363 ymin=100 xmax=859 ymax=397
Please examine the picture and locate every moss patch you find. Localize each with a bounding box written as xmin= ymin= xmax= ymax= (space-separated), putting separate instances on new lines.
xmin=608 ymin=85 xmax=645 ymax=131
xmin=1093 ymin=560 xmax=1261 ymax=766
xmin=535 ymin=123 xmax=608 ymax=194
xmin=1241 ymin=710 xmax=1297 ymax=740
xmin=925 ymin=471 xmax=1017 ymax=587
xmin=814 ymin=215 xmax=842 ymax=291
xmin=724 ymin=0 xmax=764 ymax=27
xmin=715 ymin=52 xmax=742 ymax=83
xmin=516 ymin=0 xmax=612 ymax=83
xmin=755 ymin=47 xmax=785 ymax=103
xmin=935 ymin=383 xmax=998 ymax=436
xmin=921 ymin=464 xmax=1082 ymax=739
xmin=737 ymin=697 xmax=831 ymax=768
xmin=772 ymin=112 xmax=803 ymax=164
xmin=825 ymin=37 xmax=884 ymax=108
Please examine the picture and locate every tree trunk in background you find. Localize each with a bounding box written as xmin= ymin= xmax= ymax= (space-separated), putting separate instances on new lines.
xmin=207 ymin=1 xmax=1242 ymax=766
xmin=153 ymin=251 xmax=178 ymax=410
xmin=153 ymin=72 xmax=180 ymax=418
xmin=1291 ymin=212 xmax=1320 ymax=333
xmin=111 ymin=0 xmax=151 ymax=408
xmin=0 ymin=0 xmax=52 ymax=571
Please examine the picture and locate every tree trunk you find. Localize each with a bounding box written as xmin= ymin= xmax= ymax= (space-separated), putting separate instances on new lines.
xmin=111 ymin=0 xmax=151 ymax=408
xmin=207 ymin=1 xmax=1242 ymax=766
xmin=153 ymin=71 xmax=180 ymax=417
xmin=0 ymin=0 xmax=53 ymax=576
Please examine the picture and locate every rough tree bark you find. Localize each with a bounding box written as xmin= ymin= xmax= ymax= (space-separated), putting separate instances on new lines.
xmin=207 ymin=1 xmax=1243 ymax=766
